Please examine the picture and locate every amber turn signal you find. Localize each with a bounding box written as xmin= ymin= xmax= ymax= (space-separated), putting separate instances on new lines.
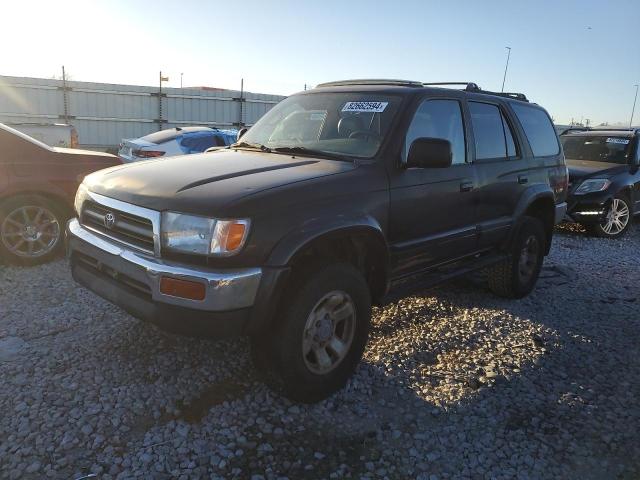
xmin=225 ymin=222 xmax=247 ymax=251
xmin=160 ymin=277 xmax=206 ymax=301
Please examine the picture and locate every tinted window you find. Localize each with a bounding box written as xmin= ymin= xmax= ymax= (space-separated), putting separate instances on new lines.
xmin=502 ymin=115 xmax=517 ymax=157
xmin=512 ymin=104 xmax=559 ymax=156
xmin=405 ymin=99 xmax=466 ymax=165
xmin=469 ymin=102 xmax=517 ymax=160
xmin=180 ymin=133 xmax=216 ymax=152
xmin=560 ymin=135 xmax=632 ymax=164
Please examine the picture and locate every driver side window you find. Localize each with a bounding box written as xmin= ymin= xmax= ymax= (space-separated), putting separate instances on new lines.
xmin=404 ymin=99 xmax=466 ymax=165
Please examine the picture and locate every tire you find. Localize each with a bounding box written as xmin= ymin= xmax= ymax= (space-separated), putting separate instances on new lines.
xmin=487 ymin=216 xmax=545 ymax=299
xmin=252 ymin=263 xmax=372 ymax=403
xmin=0 ymin=195 xmax=68 ymax=266
xmin=584 ymin=194 xmax=632 ymax=239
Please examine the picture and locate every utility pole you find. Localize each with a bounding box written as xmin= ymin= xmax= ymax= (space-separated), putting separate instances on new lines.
xmin=630 ymin=84 xmax=639 ymax=129
xmin=501 ymin=47 xmax=511 ymax=92
xmin=61 ymin=65 xmax=69 ymax=125
xmin=159 ymin=71 xmax=169 ymax=131
xmin=181 ymin=73 xmax=183 ymax=88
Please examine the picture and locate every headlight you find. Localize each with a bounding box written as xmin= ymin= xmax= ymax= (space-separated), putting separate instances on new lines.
xmin=74 ymin=183 xmax=89 ymax=215
xmin=161 ymin=212 xmax=250 ymax=256
xmin=574 ymin=178 xmax=611 ymax=195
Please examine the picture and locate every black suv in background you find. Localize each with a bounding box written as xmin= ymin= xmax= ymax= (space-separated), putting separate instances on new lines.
xmin=67 ymin=80 xmax=567 ymax=402
xmin=561 ymin=128 xmax=640 ymax=238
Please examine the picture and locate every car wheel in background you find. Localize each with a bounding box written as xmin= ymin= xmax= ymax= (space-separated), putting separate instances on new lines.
xmin=0 ymin=195 xmax=67 ymax=266
xmin=252 ymin=263 xmax=371 ymax=403
xmin=585 ymin=194 xmax=631 ymax=239
xmin=487 ymin=216 xmax=546 ymax=299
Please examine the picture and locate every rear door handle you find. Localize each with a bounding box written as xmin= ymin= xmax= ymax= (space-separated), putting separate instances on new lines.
xmin=518 ymin=175 xmax=529 ymax=184
xmin=460 ymin=181 xmax=474 ymax=192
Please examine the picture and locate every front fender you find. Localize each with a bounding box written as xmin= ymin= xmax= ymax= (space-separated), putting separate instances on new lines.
xmin=266 ymin=214 xmax=388 ymax=267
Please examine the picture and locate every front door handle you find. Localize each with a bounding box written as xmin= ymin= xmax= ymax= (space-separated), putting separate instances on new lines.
xmin=460 ymin=181 xmax=474 ymax=192
xmin=518 ymin=175 xmax=529 ymax=184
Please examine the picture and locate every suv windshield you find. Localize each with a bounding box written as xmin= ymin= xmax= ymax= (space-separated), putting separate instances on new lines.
xmin=561 ymin=135 xmax=632 ymax=164
xmin=238 ymin=92 xmax=401 ymax=159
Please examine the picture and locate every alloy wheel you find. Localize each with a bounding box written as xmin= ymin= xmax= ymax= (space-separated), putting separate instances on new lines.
xmin=0 ymin=206 xmax=60 ymax=258
xmin=601 ymin=198 xmax=629 ymax=235
xmin=518 ymin=235 xmax=540 ymax=284
xmin=302 ymin=290 xmax=356 ymax=375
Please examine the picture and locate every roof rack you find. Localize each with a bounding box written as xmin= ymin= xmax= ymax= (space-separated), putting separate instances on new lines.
xmin=317 ymin=79 xmax=423 ymax=88
xmin=422 ymin=82 xmax=528 ymax=102
xmin=315 ymin=79 xmax=529 ymax=101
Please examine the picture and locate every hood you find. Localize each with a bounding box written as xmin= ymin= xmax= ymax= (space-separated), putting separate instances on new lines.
xmin=566 ymin=159 xmax=628 ymax=182
xmin=83 ymin=149 xmax=357 ymax=214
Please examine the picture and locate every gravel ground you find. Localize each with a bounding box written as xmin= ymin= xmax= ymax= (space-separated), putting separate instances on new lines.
xmin=1 ymin=223 xmax=639 ymax=480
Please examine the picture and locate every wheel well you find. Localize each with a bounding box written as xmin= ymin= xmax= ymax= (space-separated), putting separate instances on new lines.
xmin=287 ymin=231 xmax=389 ymax=302
xmin=0 ymin=191 xmax=72 ymax=217
xmin=524 ymin=197 xmax=555 ymax=254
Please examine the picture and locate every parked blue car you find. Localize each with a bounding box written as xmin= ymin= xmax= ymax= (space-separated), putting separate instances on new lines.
xmin=118 ymin=126 xmax=237 ymax=162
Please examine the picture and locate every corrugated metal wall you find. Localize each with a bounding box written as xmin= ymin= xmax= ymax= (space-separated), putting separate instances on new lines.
xmin=0 ymin=75 xmax=285 ymax=149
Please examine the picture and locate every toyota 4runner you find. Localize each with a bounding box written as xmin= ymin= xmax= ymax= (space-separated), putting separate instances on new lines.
xmin=67 ymin=80 xmax=568 ymax=402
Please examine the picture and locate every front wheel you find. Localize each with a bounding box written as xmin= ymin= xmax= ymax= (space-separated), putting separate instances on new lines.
xmin=585 ymin=195 xmax=631 ymax=239
xmin=252 ymin=263 xmax=371 ymax=403
xmin=487 ymin=216 xmax=546 ymax=299
xmin=0 ymin=195 xmax=67 ymax=266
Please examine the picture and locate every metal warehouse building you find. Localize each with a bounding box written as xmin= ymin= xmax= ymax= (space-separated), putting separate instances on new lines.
xmin=0 ymin=75 xmax=285 ymax=149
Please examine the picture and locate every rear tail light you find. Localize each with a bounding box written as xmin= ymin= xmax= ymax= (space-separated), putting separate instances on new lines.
xmin=133 ymin=149 xmax=166 ymax=158
xmin=549 ymin=166 xmax=569 ymax=200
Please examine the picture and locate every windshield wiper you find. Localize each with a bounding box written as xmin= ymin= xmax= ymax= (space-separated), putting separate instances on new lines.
xmin=271 ymin=146 xmax=348 ymax=161
xmin=231 ymin=141 xmax=271 ymax=152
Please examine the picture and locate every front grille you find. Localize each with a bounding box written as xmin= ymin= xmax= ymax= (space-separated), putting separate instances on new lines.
xmin=81 ymin=200 xmax=155 ymax=253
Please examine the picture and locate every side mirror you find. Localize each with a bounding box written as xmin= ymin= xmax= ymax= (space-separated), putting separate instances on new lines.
xmin=406 ymin=137 xmax=453 ymax=169
xmin=237 ymin=127 xmax=249 ymax=141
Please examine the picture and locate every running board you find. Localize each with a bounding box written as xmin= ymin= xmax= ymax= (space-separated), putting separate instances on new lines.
xmin=379 ymin=253 xmax=507 ymax=306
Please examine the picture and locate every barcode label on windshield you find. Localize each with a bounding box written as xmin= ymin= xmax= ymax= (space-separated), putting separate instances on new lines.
xmin=606 ymin=137 xmax=630 ymax=145
xmin=342 ymin=101 xmax=388 ymax=113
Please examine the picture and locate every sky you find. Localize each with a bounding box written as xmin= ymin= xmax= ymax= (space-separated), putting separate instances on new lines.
xmin=1 ymin=0 xmax=639 ymax=125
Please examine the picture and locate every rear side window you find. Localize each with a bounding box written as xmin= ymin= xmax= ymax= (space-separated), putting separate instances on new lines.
xmin=511 ymin=104 xmax=560 ymax=157
xmin=469 ymin=102 xmax=517 ymax=160
xmin=181 ymin=133 xmax=216 ymax=152
xmin=405 ymin=99 xmax=466 ymax=165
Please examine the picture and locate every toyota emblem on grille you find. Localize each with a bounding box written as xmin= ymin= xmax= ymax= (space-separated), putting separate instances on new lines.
xmin=104 ymin=212 xmax=116 ymax=229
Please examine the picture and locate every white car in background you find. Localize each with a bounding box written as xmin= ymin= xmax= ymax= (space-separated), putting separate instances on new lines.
xmin=118 ymin=126 xmax=236 ymax=162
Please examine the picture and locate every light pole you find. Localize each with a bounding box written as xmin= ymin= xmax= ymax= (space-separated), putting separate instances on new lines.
xmin=629 ymin=84 xmax=639 ymax=129
xmin=501 ymin=47 xmax=511 ymax=92
xmin=181 ymin=73 xmax=183 ymax=88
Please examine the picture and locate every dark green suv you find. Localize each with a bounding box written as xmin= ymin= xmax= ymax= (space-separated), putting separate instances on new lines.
xmin=67 ymin=80 xmax=568 ymax=402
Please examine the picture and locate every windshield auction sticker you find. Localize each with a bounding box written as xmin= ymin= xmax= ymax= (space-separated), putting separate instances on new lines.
xmin=342 ymin=101 xmax=388 ymax=113
xmin=606 ymin=137 xmax=630 ymax=145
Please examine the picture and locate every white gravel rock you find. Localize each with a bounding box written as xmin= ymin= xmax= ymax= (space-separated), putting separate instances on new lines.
xmin=0 ymin=223 xmax=639 ymax=479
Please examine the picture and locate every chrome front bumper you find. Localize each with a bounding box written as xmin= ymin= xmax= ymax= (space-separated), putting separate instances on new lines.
xmin=66 ymin=218 xmax=262 ymax=312
xmin=554 ymin=202 xmax=568 ymax=224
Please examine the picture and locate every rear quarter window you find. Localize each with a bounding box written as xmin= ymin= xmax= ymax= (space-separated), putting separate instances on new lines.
xmin=511 ymin=104 xmax=560 ymax=157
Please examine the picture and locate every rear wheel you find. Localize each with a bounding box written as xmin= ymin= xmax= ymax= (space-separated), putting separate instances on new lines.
xmin=487 ymin=216 xmax=546 ymax=299
xmin=251 ymin=263 xmax=371 ymax=403
xmin=0 ymin=195 xmax=67 ymax=266
xmin=585 ymin=195 xmax=631 ymax=239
